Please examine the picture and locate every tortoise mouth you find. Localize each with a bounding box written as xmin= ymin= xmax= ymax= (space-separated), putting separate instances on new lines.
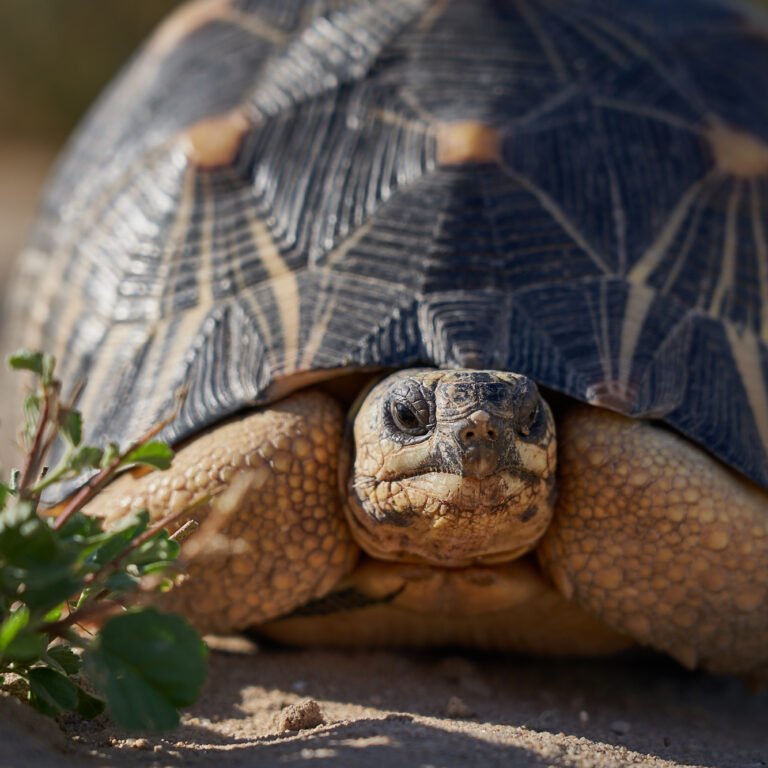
xmin=386 ymin=470 xmax=542 ymax=508
xmin=345 ymin=471 xmax=555 ymax=567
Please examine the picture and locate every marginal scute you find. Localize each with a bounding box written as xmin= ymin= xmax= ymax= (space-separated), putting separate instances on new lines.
xmin=585 ymin=381 xmax=637 ymax=413
xmin=436 ymin=121 xmax=502 ymax=166
xmin=180 ymin=108 xmax=251 ymax=168
xmin=149 ymin=0 xmax=233 ymax=57
xmin=707 ymin=119 xmax=768 ymax=178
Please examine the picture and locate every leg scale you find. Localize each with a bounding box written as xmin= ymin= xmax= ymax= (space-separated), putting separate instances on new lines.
xmin=539 ymin=405 xmax=768 ymax=675
xmin=88 ymin=390 xmax=358 ymax=633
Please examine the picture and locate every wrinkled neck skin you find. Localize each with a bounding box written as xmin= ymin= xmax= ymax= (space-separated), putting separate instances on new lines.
xmin=343 ymin=369 xmax=557 ymax=568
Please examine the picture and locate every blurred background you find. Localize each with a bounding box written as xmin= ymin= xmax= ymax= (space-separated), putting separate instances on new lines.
xmin=0 ymin=1 xmax=182 ymax=288
xmin=0 ymin=1 xmax=182 ymax=141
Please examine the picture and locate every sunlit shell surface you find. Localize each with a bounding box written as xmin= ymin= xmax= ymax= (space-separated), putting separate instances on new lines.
xmin=10 ymin=0 xmax=768 ymax=488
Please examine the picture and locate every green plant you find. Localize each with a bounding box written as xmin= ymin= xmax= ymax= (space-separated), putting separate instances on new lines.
xmin=0 ymin=350 xmax=207 ymax=731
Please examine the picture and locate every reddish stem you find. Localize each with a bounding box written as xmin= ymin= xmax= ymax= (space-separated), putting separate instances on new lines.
xmin=52 ymin=419 xmax=170 ymax=531
xmin=18 ymin=391 xmax=52 ymax=494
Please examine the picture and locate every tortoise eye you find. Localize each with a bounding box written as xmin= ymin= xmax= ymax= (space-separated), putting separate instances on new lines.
xmin=517 ymin=402 xmax=539 ymax=437
xmin=390 ymin=399 xmax=428 ymax=436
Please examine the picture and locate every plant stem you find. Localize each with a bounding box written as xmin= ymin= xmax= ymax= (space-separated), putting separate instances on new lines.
xmin=45 ymin=600 xmax=123 ymax=638
xmin=52 ymin=419 xmax=171 ymax=531
xmin=17 ymin=391 xmax=51 ymax=494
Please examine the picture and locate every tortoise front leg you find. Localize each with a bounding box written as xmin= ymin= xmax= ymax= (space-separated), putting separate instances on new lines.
xmin=87 ymin=390 xmax=359 ymax=634
xmin=538 ymin=404 xmax=768 ymax=676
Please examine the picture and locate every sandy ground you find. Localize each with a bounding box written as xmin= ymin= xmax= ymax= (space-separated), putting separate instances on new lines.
xmin=0 ymin=147 xmax=767 ymax=768
xmin=1 ymin=644 xmax=767 ymax=768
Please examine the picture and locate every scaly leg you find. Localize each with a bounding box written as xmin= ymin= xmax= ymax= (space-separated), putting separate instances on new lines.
xmin=539 ymin=404 xmax=768 ymax=675
xmin=87 ymin=390 xmax=359 ymax=634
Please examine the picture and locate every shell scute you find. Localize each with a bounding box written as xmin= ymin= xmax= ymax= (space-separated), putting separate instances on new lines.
xmin=7 ymin=0 xmax=768 ymax=488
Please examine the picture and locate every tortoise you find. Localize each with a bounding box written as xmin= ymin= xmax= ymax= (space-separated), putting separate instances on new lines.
xmin=6 ymin=0 xmax=768 ymax=676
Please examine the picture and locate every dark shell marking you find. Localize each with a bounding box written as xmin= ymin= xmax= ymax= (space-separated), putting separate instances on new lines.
xmin=8 ymin=0 xmax=768 ymax=488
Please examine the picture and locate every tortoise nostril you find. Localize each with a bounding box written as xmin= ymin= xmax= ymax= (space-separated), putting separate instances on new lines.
xmin=457 ymin=412 xmax=499 ymax=445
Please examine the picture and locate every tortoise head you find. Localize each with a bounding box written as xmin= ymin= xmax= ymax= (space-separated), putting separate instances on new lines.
xmin=344 ymin=369 xmax=557 ymax=567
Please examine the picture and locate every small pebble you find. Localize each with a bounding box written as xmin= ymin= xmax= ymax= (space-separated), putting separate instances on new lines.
xmin=383 ymin=713 xmax=414 ymax=723
xmin=276 ymin=698 xmax=325 ymax=732
xmin=127 ymin=738 xmax=152 ymax=750
xmin=300 ymin=748 xmax=338 ymax=759
xmin=610 ymin=720 xmax=631 ymax=735
xmin=445 ymin=695 xmax=474 ymax=718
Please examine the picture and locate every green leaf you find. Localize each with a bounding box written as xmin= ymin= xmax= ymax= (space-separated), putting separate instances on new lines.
xmin=4 ymin=631 xmax=46 ymax=663
xmin=22 ymin=394 xmax=42 ymax=445
xmin=0 ymin=501 xmax=84 ymax=611
xmin=0 ymin=483 xmax=8 ymax=511
xmin=75 ymin=686 xmax=105 ymax=719
xmin=60 ymin=409 xmax=83 ymax=447
xmin=84 ymin=511 xmax=149 ymax=570
xmin=103 ymin=572 xmax=139 ymax=593
xmin=28 ymin=666 xmax=78 ymax=716
xmin=122 ymin=442 xmax=174 ymax=471
xmin=0 ymin=606 xmax=29 ymax=652
xmin=0 ymin=501 xmax=58 ymax=567
xmin=154 ymin=577 xmax=177 ymax=594
xmin=68 ymin=445 xmax=103 ymax=474
xmin=138 ymin=562 xmax=179 ymax=579
xmin=46 ymin=645 xmax=80 ymax=676
xmin=100 ymin=443 xmax=120 ymax=469
xmin=19 ymin=573 xmax=83 ymax=616
xmin=43 ymin=603 xmax=64 ymax=623
xmin=41 ymin=355 xmax=55 ymax=388
xmin=7 ymin=350 xmax=44 ymax=376
xmin=56 ymin=510 xmax=102 ymax=542
xmin=127 ymin=531 xmax=180 ymax=570
xmin=8 ymin=470 xmax=20 ymax=495
xmin=23 ymin=394 xmax=41 ymax=420
xmin=83 ymin=609 xmax=207 ymax=731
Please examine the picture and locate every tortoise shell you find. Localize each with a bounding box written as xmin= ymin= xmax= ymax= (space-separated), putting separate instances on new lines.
xmin=10 ymin=0 xmax=768 ymax=488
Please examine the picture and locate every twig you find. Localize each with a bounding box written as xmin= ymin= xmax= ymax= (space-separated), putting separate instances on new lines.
xmin=18 ymin=392 xmax=51 ymax=494
xmin=52 ymin=385 xmax=187 ymax=531
xmin=52 ymin=418 xmax=172 ymax=531
xmin=45 ymin=599 xmax=124 ymax=638
xmin=168 ymin=519 xmax=199 ymax=543
xmin=83 ymin=497 xmax=209 ymax=590
xmin=48 ymin=497 xmax=209 ymax=635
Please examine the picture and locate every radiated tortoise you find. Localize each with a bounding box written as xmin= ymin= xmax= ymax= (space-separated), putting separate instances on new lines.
xmin=6 ymin=0 xmax=768 ymax=676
